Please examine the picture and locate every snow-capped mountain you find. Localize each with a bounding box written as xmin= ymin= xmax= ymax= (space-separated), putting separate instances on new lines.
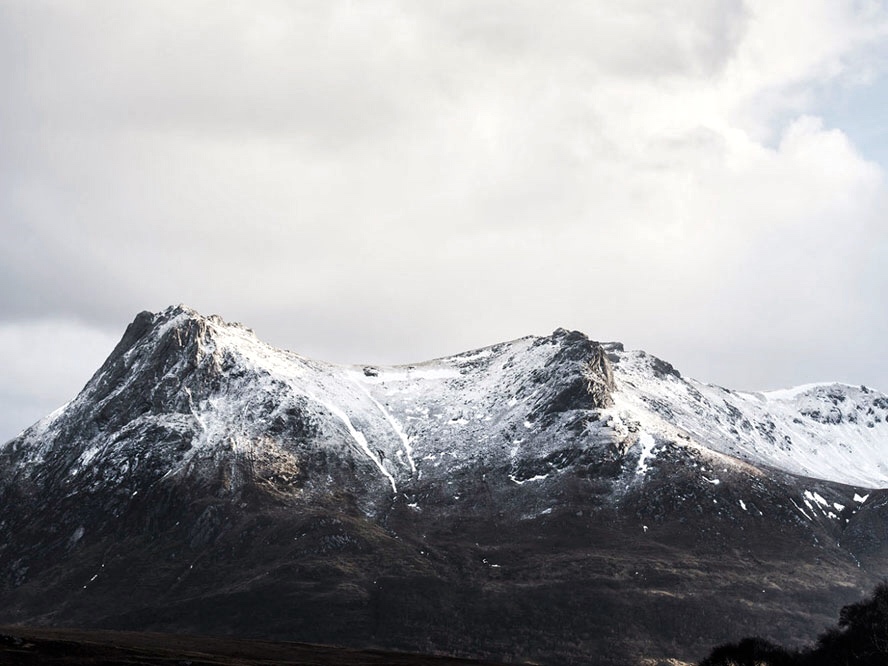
xmin=4 ymin=306 xmax=619 ymax=509
xmin=1 ymin=305 xmax=887 ymax=665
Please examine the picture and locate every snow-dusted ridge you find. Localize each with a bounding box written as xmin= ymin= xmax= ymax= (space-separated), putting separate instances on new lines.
xmin=5 ymin=305 xmax=888 ymax=499
xmin=606 ymin=345 xmax=888 ymax=488
xmin=2 ymin=308 xmax=615 ymax=500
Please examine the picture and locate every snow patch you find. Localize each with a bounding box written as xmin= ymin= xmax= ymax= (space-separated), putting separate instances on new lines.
xmin=635 ymin=432 xmax=657 ymax=475
xmin=804 ymin=490 xmax=829 ymax=507
xmin=762 ymin=382 xmax=856 ymax=402
xmin=509 ymin=473 xmax=549 ymax=485
xmin=450 ymin=350 xmax=492 ymax=364
xmin=358 ymin=367 xmax=460 ymax=384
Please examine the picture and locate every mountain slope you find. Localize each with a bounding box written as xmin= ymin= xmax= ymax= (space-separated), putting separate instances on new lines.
xmin=608 ymin=345 xmax=888 ymax=487
xmin=1 ymin=305 xmax=887 ymax=665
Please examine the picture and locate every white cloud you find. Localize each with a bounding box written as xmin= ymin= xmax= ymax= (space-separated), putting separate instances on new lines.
xmin=1 ymin=0 xmax=888 ymax=425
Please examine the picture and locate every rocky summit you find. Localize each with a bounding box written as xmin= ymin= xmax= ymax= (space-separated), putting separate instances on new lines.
xmin=2 ymin=305 xmax=887 ymax=665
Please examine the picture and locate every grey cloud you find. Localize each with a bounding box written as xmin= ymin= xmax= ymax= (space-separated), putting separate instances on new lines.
xmin=0 ymin=2 xmax=419 ymax=145
xmin=421 ymin=0 xmax=749 ymax=78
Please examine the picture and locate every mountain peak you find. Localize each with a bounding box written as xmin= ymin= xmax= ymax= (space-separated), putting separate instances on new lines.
xmin=103 ymin=305 xmax=259 ymax=370
xmin=59 ymin=306 xmax=265 ymax=444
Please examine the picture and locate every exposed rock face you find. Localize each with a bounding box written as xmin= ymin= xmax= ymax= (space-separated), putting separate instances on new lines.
xmin=0 ymin=306 xmax=887 ymax=665
xmin=586 ymin=345 xmax=615 ymax=409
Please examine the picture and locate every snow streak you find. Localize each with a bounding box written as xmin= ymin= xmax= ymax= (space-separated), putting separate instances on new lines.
xmin=308 ymin=393 xmax=398 ymax=493
xmin=349 ymin=376 xmax=417 ymax=473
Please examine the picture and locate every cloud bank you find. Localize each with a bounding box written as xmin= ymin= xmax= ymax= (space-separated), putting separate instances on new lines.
xmin=2 ymin=1 xmax=888 ymax=437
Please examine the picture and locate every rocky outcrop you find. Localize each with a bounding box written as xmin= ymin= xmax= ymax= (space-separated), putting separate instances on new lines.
xmin=586 ymin=345 xmax=615 ymax=408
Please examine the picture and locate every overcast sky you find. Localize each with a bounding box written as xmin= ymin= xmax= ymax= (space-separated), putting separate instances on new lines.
xmin=3 ymin=1 xmax=888 ymax=440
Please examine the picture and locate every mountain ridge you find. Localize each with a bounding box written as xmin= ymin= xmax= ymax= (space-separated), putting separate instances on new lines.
xmin=11 ymin=304 xmax=885 ymax=490
xmin=2 ymin=305 xmax=887 ymax=665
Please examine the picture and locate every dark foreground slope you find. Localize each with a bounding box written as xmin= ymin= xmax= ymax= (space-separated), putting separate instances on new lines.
xmin=700 ymin=583 xmax=888 ymax=666
xmin=1 ymin=306 xmax=887 ymax=665
xmin=0 ymin=626 xmax=502 ymax=666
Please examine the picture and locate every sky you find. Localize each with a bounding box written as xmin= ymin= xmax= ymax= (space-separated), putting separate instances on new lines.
xmin=2 ymin=1 xmax=888 ymax=440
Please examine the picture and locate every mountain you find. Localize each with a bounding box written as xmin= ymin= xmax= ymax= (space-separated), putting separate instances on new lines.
xmin=1 ymin=305 xmax=887 ymax=665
